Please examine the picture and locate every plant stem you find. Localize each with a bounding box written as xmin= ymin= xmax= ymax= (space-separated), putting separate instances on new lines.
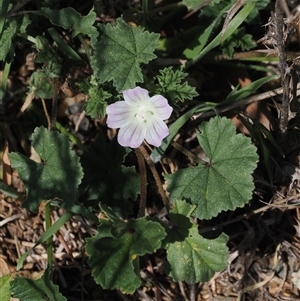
xmin=41 ymin=98 xmax=51 ymax=130
xmin=141 ymin=0 xmax=148 ymax=27
xmin=135 ymin=148 xmax=147 ymax=217
xmin=138 ymin=144 xmax=169 ymax=208
xmin=78 ymin=34 xmax=91 ymax=62
xmin=51 ymin=78 xmax=59 ymax=131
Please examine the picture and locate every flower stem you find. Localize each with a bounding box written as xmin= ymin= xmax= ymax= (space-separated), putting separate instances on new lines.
xmin=135 ymin=148 xmax=147 ymax=217
xmin=138 ymin=144 xmax=169 ymax=208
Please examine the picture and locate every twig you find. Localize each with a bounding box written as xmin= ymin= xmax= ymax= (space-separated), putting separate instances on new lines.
xmin=41 ymin=98 xmax=51 ymax=130
xmin=135 ymin=148 xmax=148 ymax=217
xmin=171 ymin=140 xmax=205 ymax=164
xmin=275 ymin=0 xmax=290 ymax=134
xmin=0 ymin=213 xmax=24 ymax=227
xmin=219 ymin=0 xmax=246 ymax=42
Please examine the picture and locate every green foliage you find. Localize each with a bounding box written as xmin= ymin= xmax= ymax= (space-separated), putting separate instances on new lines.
xmin=0 ymin=14 xmax=31 ymax=62
xmin=85 ymin=86 xmax=111 ymax=118
xmin=91 ymin=18 xmax=160 ymax=92
xmin=155 ymin=67 xmax=198 ymax=105
xmin=0 ymin=275 xmax=11 ymax=301
xmin=246 ymin=0 xmax=270 ymax=23
xmin=86 ymin=216 xmax=166 ymax=293
xmin=0 ymin=0 xmax=10 ymax=39
xmin=10 ymin=268 xmax=67 ymax=301
xmin=165 ymin=117 xmax=258 ymax=219
xmin=17 ymin=211 xmax=74 ymax=270
xmin=81 ymin=76 xmax=112 ymax=118
xmin=9 ymin=127 xmax=83 ymax=212
xmin=29 ymin=70 xmax=53 ymax=99
xmin=163 ymin=200 xmax=228 ymax=283
xmin=225 ymin=75 xmax=278 ymax=103
xmin=183 ymin=1 xmax=256 ymax=64
xmin=0 ymin=180 xmax=20 ymax=198
xmin=30 ymin=35 xmax=63 ymax=79
xmin=37 ymin=7 xmax=98 ymax=39
xmin=79 ymin=136 xmax=140 ymax=217
xmin=203 ymin=0 xmax=270 ymax=57
xmin=221 ymin=27 xmax=255 ymax=58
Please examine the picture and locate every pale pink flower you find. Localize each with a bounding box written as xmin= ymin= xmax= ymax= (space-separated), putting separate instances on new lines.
xmin=106 ymin=86 xmax=173 ymax=148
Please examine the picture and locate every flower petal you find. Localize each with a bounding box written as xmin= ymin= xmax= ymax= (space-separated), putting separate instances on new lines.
xmin=123 ymin=86 xmax=150 ymax=106
xmin=118 ymin=121 xmax=147 ymax=148
xmin=145 ymin=118 xmax=169 ymax=147
xmin=106 ymin=101 xmax=133 ymax=128
xmin=148 ymin=95 xmax=173 ymax=120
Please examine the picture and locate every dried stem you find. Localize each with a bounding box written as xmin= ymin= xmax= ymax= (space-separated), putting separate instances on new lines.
xmin=134 ymin=148 xmax=148 ymax=217
xmin=41 ymin=98 xmax=51 ymax=131
xmin=275 ymin=0 xmax=290 ymax=134
xmin=138 ymin=144 xmax=169 ymax=208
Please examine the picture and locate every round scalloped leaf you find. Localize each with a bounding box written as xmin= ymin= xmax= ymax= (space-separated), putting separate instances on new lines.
xmin=8 ymin=127 xmax=83 ymax=212
xmin=10 ymin=268 xmax=67 ymax=301
xmin=86 ymin=218 xmax=166 ymax=293
xmin=166 ymin=228 xmax=228 ymax=283
xmin=164 ymin=200 xmax=228 ymax=283
xmin=165 ymin=116 xmax=258 ymax=219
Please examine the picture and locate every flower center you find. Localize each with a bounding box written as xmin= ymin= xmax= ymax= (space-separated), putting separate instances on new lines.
xmin=135 ymin=105 xmax=154 ymax=123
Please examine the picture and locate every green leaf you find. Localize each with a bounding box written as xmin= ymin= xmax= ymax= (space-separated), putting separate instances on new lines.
xmin=221 ymin=27 xmax=255 ymax=58
xmin=29 ymin=71 xmax=53 ymax=99
xmin=17 ymin=212 xmax=73 ymax=270
xmin=48 ymin=27 xmax=85 ymax=63
xmin=225 ymin=75 xmax=277 ymax=104
xmin=164 ymin=200 xmax=228 ymax=283
xmin=171 ymin=199 xmax=196 ymax=217
xmin=0 ymin=0 xmax=10 ymax=39
xmin=37 ymin=7 xmax=98 ymax=39
xmin=91 ymin=18 xmax=159 ymax=92
xmin=0 ymin=14 xmax=31 ymax=62
xmin=184 ymin=1 xmax=255 ymax=66
xmin=11 ymin=268 xmax=67 ymax=301
xmin=166 ymin=227 xmax=228 ymax=283
xmin=86 ymin=218 xmax=166 ymax=293
xmin=79 ymin=136 xmax=140 ymax=217
xmin=0 ymin=275 xmax=11 ymax=301
xmin=246 ymin=0 xmax=270 ymax=23
xmin=0 ymin=180 xmax=20 ymax=198
xmin=0 ymin=20 xmax=17 ymax=61
xmin=8 ymin=127 xmax=83 ymax=212
xmin=155 ymin=67 xmax=198 ymax=104
xmin=85 ymin=82 xmax=112 ymax=118
xmin=165 ymin=117 xmax=258 ymax=219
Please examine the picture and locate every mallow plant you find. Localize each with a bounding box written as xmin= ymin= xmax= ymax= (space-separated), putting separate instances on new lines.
xmin=0 ymin=0 xmax=265 ymax=299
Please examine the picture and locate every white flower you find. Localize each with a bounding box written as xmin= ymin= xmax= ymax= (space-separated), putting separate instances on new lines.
xmin=106 ymin=86 xmax=173 ymax=148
